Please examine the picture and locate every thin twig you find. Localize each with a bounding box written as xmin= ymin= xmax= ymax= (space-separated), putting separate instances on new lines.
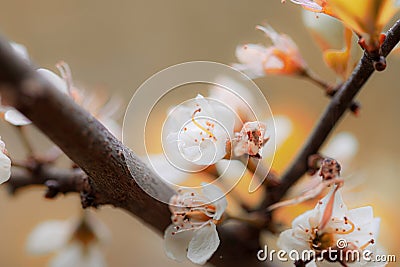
xmin=300 ymin=68 xmax=361 ymax=114
xmin=262 ymin=19 xmax=400 ymax=209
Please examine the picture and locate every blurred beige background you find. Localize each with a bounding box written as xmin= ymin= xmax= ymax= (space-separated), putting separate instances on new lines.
xmin=0 ymin=1 xmax=399 ymax=266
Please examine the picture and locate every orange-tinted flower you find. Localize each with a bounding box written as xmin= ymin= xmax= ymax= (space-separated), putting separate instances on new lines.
xmin=288 ymin=0 xmax=399 ymax=52
xmin=234 ymin=25 xmax=307 ymax=78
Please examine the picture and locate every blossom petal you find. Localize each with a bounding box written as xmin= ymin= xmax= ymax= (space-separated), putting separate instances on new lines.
xmin=10 ymin=42 xmax=30 ymax=62
xmin=201 ymin=183 xmax=227 ymax=220
xmin=302 ymin=10 xmax=344 ymax=50
xmin=315 ymin=188 xmax=347 ymax=222
xmin=0 ymin=149 xmax=11 ymax=184
xmin=164 ymin=224 xmax=194 ymax=262
xmin=346 ymin=206 xmax=374 ymax=223
xmin=277 ymin=229 xmax=310 ymax=253
xmin=291 ymin=0 xmax=324 ymax=12
xmin=144 ymin=154 xmax=188 ymax=184
xmin=4 ymin=109 xmax=31 ymax=126
xmin=233 ymin=44 xmax=268 ymax=79
xmin=26 ymin=220 xmax=72 ymax=255
xmin=49 ymin=243 xmax=105 ymax=267
xmin=187 ymin=223 xmax=220 ymax=265
xmin=37 ymin=68 xmax=69 ymax=95
xmin=292 ymin=210 xmax=314 ymax=229
xmin=262 ymin=115 xmax=293 ymax=158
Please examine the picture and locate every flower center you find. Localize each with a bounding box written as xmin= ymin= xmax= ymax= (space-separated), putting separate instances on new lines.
xmin=191 ymin=108 xmax=217 ymax=141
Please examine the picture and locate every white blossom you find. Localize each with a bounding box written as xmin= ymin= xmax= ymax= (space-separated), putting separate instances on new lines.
xmin=26 ymin=215 xmax=109 ymax=267
xmin=164 ymin=183 xmax=227 ymax=265
xmin=0 ymin=137 xmax=11 ymax=184
xmin=277 ymin=188 xmax=386 ymax=266
xmin=233 ymin=121 xmax=267 ymax=158
xmin=163 ymin=94 xmax=235 ymax=168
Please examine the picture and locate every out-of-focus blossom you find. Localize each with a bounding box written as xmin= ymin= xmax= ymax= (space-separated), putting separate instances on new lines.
xmin=208 ymin=76 xmax=257 ymax=130
xmin=26 ymin=214 xmax=109 ymax=267
xmin=144 ymin=153 xmax=189 ymax=185
xmin=10 ymin=41 xmax=30 ymax=62
xmin=0 ymin=137 xmax=11 ymax=184
xmin=302 ymin=10 xmax=360 ymax=79
xmin=0 ymin=42 xmax=31 ymax=125
xmin=0 ymin=66 xmax=69 ymax=126
xmin=287 ymin=0 xmax=399 ymax=52
xmin=278 ymin=188 xmax=386 ymax=266
xmin=302 ymin=10 xmax=344 ymax=50
xmin=47 ymin=62 xmax=123 ymax=139
xmin=164 ymin=183 xmax=227 ymax=265
xmin=234 ymin=25 xmax=307 ymax=78
xmin=0 ymin=107 xmax=31 ymax=126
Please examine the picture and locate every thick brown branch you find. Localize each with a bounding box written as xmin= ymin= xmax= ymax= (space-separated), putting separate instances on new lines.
xmin=0 ymin=36 xmax=270 ymax=266
xmin=0 ymin=38 xmax=174 ymax=233
xmin=263 ymin=20 xmax=400 ymax=208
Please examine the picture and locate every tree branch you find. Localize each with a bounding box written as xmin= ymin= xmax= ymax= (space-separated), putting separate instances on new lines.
xmin=7 ymin=164 xmax=97 ymax=204
xmin=0 ymin=35 xmax=270 ymax=266
xmin=0 ymin=18 xmax=398 ymax=267
xmin=0 ymin=37 xmax=174 ymax=233
xmin=263 ymin=19 xmax=400 ymax=208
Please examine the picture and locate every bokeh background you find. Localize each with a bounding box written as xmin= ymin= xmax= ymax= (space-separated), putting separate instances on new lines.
xmin=0 ymin=1 xmax=399 ymax=266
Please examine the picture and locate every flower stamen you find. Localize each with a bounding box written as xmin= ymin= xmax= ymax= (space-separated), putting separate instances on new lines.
xmin=359 ymin=239 xmax=375 ymax=250
xmin=191 ymin=108 xmax=216 ymax=141
xmin=341 ymin=216 xmax=355 ymax=234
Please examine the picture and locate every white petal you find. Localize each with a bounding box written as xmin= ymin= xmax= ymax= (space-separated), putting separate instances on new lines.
xmin=26 ymin=220 xmax=72 ymax=255
xmin=4 ymin=109 xmax=31 ymax=126
xmin=144 ymin=154 xmax=188 ymax=184
xmin=315 ymin=188 xmax=347 ymax=223
xmin=49 ymin=243 xmax=105 ymax=267
xmin=302 ymin=10 xmax=344 ymax=50
xmin=208 ymin=75 xmax=256 ymax=123
xmin=262 ymin=115 xmax=293 ymax=158
xmin=291 ymin=0 xmax=323 ymax=11
xmin=37 ymin=68 xmax=68 ymax=95
xmin=264 ymin=54 xmax=284 ymax=70
xmin=164 ymin=224 xmax=194 ymax=262
xmin=346 ymin=206 xmax=373 ymax=224
xmin=201 ymin=183 xmax=227 ymax=220
xmin=215 ymin=159 xmax=247 ymax=188
xmin=187 ymin=223 xmax=220 ymax=265
xmin=292 ymin=210 xmax=314 ymax=229
xmin=83 ymin=246 xmax=107 ymax=267
xmin=10 ymin=42 xmax=30 ymax=62
xmin=0 ymin=151 xmax=11 ymax=184
xmin=49 ymin=243 xmax=82 ymax=267
xmin=277 ymin=229 xmax=310 ymax=254
xmin=234 ymin=44 xmax=268 ymax=79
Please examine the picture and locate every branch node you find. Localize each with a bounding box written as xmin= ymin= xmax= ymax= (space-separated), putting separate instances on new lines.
xmin=80 ymin=176 xmax=98 ymax=209
xmin=44 ymin=180 xmax=60 ymax=198
xmin=373 ymin=56 xmax=387 ymax=71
